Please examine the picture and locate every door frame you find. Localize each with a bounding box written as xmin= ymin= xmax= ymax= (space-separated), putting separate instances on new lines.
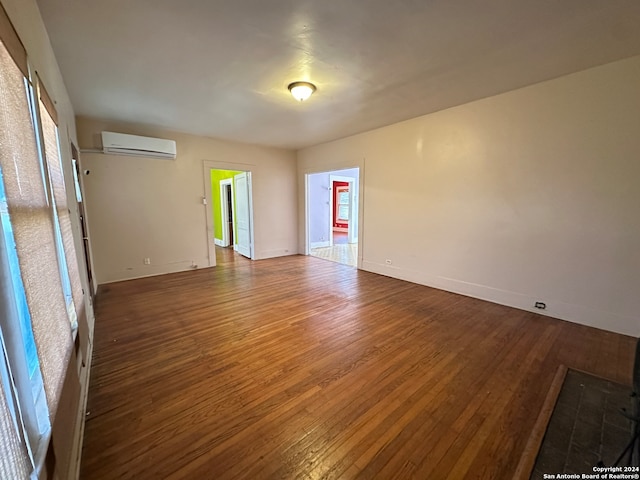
xmin=304 ymin=167 xmax=362 ymax=268
xmin=203 ymin=161 xmax=256 ymax=267
xmin=70 ymin=143 xmax=96 ymax=298
xmin=328 ymin=174 xmax=356 ymax=246
xmin=219 ymin=179 xmax=234 ymax=248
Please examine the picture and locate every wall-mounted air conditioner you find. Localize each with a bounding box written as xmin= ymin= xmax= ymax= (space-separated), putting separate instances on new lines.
xmin=101 ymin=131 xmax=177 ymax=159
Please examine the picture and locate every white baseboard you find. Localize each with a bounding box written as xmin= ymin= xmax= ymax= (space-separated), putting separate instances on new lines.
xmin=361 ymin=260 xmax=638 ymax=337
xmin=99 ymin=257 xmax=210 ymax=284
xmin=214 ymin=238 xmax=225 ymax=247
xmin=256 ymin=248 xmax=297 ymax=259
xmin=310 ymin=241 xmax=330 ymax=248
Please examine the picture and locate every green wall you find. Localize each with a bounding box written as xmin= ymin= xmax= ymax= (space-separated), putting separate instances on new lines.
xmin=211 ymin=169 xmax=242 ymax=241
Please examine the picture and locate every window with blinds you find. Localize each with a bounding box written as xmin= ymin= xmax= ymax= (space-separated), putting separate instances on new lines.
xmin=0 ymin=379 xmax=31 ymax=480
xmin=0 ymin=3 xmax=86 ymax=478
xmin=0 ymin=34 xmax=72 ymax=419
xmin=38 ymin=82 xmax=84 ymax=332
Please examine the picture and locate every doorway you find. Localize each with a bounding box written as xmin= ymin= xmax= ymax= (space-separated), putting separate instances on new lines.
xmin=306 ymin=168 xmax=360 ymax=267
xmin=204 ymin=165 xmax=255 ymax=267
xmin=219 ymin=179 xmax=234 ymax=247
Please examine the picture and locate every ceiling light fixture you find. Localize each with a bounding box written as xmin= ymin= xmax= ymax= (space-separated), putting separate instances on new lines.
xmin=288 ymin=81 xmax=316 ymax=102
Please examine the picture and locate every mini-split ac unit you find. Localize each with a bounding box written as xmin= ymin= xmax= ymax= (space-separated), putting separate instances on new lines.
xmin=101 ymin=131 xmax=177 ymax=159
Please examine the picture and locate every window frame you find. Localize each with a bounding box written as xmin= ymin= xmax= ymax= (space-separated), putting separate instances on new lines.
xmin=0 ymin=209 xmax=51 ymax=479
xmin=35 ymin=93 xmax=78 ymax=334
xmin=0 ymin=35 xmax=77 ymax=479
xmin=336 ymin=185 xmax=350 ymax=222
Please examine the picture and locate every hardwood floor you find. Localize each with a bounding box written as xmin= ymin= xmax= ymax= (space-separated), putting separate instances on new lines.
xmin=80 ymin=250 xmax=636 ymax=479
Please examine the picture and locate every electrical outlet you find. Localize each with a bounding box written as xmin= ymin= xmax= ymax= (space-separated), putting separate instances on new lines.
xmin=144 ymin=258 xmax=151 ymax=265
xmin=534 ymin=301 xmax=546 ymax=310
xmin=385 ymin=259 xmax=392 ymax=265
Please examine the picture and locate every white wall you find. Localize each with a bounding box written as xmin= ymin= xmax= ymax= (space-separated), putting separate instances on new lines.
xmin=298 ymin=56 xmax=640 ymax=337
xmin=77 ymin=117 xmax=298 ymax=284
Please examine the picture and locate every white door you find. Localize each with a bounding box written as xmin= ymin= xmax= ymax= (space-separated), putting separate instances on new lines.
xmin=234 ymin=172 xmax=252 ymax=258
xmin=347 ymin=180 xmax=357 ymax=244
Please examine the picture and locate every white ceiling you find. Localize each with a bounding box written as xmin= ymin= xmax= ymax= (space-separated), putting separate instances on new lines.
xmin=37 ymin=0 xmax=640 ymax=150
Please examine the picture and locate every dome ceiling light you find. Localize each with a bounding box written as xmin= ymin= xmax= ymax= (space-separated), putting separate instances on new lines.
xmin=288 ymin=81 xmax=316 ymax=102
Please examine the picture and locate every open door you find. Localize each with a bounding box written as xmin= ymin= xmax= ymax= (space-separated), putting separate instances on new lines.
xmin=204 ymin=165 xmax=255 ymax=266
xmin=234 ymin=172 xmax=252 ymax=258
xmin=348 ymin=180 xmax=358 ymax=244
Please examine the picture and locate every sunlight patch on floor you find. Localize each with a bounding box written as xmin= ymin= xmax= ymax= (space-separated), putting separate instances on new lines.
xmin=310 ymin=243 xmax=357 ymax=267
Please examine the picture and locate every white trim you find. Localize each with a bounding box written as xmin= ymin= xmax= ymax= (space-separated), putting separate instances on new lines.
xmin=328 ymin=178 xmax=334 ymax=247
xmin=219 ymin=181 xmax=229 ymax=247
xmin=349 ymin=179 xmax=358 ymax=244
xmin=67 ymin=339 xmax=94 ymax=480
xmin=202 ymin=160 xmax=255 ymax=267
xmin=361 ymin=260 xmax=639 ymax=337
xmin=218 ymin=179 xmax=234 ymax=247
xmin=301 ymin=163 xmax=365 ymax=270
xmin=214 ymin=238 xmax=225 ymax=247
xmin=203 ymin=164 xmax=215 ymax=267
xmin=247 ymin=172 xmax=255 ymax=260
xmin=98 ymin=264 xmax=207 ymax=284
xmin=301 ymin=171 xmax=314 ymax=256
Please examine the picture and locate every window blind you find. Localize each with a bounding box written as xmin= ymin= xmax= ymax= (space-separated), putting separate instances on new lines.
xmin=0 ymin=43 xmax=72 ymax=421
xmin=0 ymin=5 xmax=37 ymax=476
xmin=38 ymin=88 xmax=85 ymax=327
xmin=0 ymin=381 xmax=30 ymax=479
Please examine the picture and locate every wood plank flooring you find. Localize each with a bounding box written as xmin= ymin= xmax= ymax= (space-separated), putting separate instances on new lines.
xmin=80 ymin=248 xmax=636 ymax=479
